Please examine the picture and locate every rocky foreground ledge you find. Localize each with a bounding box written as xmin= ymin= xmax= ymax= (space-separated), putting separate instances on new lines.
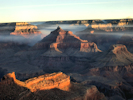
xmin=0 ymin=72 xmax=106 ymax=100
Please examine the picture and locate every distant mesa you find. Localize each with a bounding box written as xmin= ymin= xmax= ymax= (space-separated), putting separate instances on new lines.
xmin=0 ymin=22 xmax=42 ymax=36
xmin=79 ymin=19 xmax=133 ymax=33
xmin=10 ymin=22 xmax=42 ymax=36
xmin=45 ymin=19 xmax=133 ymax=25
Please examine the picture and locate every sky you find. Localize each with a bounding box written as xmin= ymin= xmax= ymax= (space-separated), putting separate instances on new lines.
xmin=0 ymin=0 xmax=133 ymax=23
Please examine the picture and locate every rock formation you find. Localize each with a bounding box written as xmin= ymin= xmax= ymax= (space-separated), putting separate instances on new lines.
xmin=10 ymin=22 xmax=41 ymax=36
xmin=33 ymin=26 xmax=101 ymax=55
xmin=0 ymin=22 xmax=42 ymax=36
xmin=0 ymin=72 xmax=106 ymax=100
xmin=30 ymin=26 xmax=101 ymax=73
xmin=1 ymin=72 xmax=70 ymax=92
xmin=92 ymin=44 xmax=133 ymax=67
xmin=0 ymin=22 xmax=44 ymax=46
xmin=0 ymin=21 xmax=133 ymax=99
xmin=45 ymin=19 xmax=133 ymax=25
xmin=117 ymin=32 xmax=133 ymax=53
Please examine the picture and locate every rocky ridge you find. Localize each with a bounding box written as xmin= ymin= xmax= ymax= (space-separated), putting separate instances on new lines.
xmin=0 ymin=72 xmax=106 ymax=100
xmin=91 ymin=44 xmax=133 ymax=67
xmin=45 ymin=19 xmax=133 ymax=25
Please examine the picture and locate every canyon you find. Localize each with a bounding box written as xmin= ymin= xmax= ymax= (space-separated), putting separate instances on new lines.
xmin=0 ymin=20 xmax=133 ymax=100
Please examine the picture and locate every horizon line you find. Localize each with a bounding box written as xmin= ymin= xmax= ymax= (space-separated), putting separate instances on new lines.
xmin=0 ymin=17 xmax=133 ymax=23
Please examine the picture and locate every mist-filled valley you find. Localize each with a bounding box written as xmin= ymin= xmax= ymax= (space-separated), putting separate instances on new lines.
xmin=0 ymin=19 xmax=133 ymax=100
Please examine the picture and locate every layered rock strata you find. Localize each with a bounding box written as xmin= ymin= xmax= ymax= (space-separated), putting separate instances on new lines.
xmin=0 ymin=72 xmax=70 ymax=92
xmin=0 ymin=72 xmax=106 ymax=100
xmin=10 ymin=22 xmax=41 ymax=36
xmin=33 ymin=26 xmax=101 ymax=54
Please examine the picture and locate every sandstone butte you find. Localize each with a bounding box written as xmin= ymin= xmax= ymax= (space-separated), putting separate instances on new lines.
xmin=34 ymin=26 xmax=102 ymax=53
xmin=0 ymin=72 xmax=70 ymax=92
xmin=10 ymin=22 xmax=41 ymax=36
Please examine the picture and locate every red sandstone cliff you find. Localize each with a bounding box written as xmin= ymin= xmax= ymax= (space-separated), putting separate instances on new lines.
xmin=0 ymin=72 xmax=106 ymax=100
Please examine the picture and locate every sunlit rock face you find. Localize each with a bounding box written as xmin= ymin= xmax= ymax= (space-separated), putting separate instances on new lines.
xmin=10 ymin=22 xmax=42 ymax=36
xmin=0 ymin=22 xmax=43 ymax=45
xmin=0 ymin=22 xmax=41 ymax=35
xmin=0 ymin=72 xmax=106 ymax=100
xmin=0 ymin=72 xmax=70 ymax=92
xmin=33 ymin=26 xmax=101 ymax=54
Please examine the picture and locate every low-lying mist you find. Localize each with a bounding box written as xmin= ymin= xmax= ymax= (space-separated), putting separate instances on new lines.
xmin=37 ymin=24 xmax=87 ymax=35
xmin=0 ymin=34 xmax=44 ymax=46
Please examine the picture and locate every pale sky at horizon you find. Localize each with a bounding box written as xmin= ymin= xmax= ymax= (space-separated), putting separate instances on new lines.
xmin=0 ymin=0 xmax=133 ymax=23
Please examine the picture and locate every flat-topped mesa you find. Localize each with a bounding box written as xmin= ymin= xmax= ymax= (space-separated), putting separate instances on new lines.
xmin=109 ymin=44 xmax=130 ymax=54
xmin=10 ymin=22 xmax=41 ymax=35
xmin=16 ymin=22 xmax=29 ymax=26
xmin=1 ymin=72 xmax=70 ymax=92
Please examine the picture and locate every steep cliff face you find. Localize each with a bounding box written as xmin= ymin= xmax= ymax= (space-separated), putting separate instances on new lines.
xmin=0 ymin=22 xmax=41 ymax=35
xmin=10 ymin=22 xmax=41 ymax=36
xmin=0 ymin=72 xmax=106 ymax=100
